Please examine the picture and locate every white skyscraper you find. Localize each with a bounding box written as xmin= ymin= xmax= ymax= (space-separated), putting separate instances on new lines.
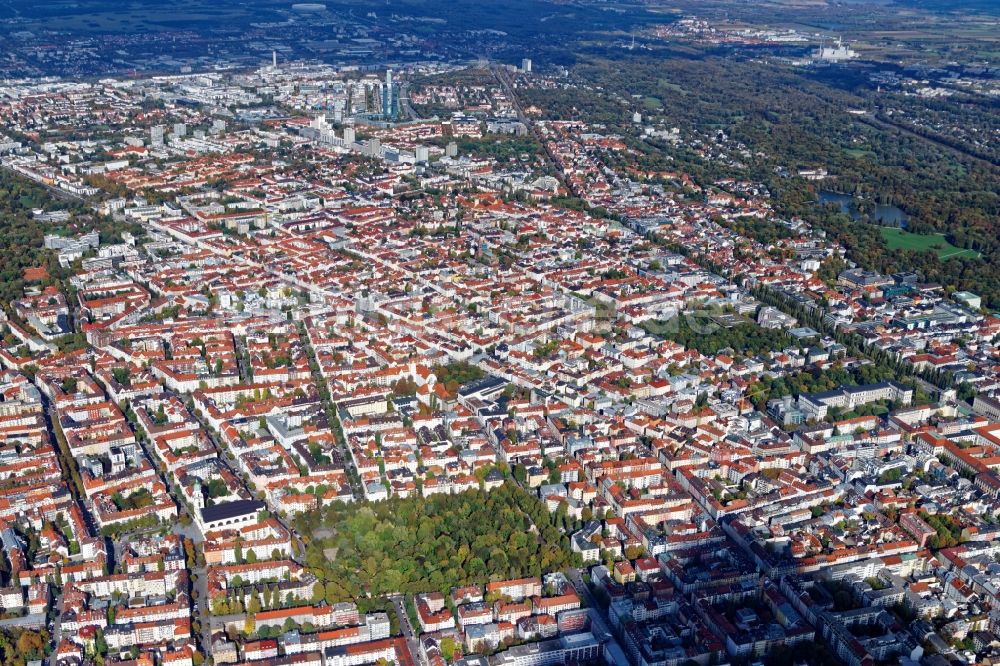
xmin=150 ymin=125 xmax=164 ymax=147
xmin=522 ymin=58 xmax=532 ymax=73
xmin=382 ymin=69 xmax=394 ymax=119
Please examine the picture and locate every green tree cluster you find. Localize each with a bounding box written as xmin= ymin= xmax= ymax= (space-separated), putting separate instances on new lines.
xmin=641 ymin=316 xmax=794 ymax=357
xmin=295 ymin=483 xmax=578 ymax=602
xmin=0 ymin=628 xmax=48 ymax=666
xmin=431 ymin=361 xmax=486 ymax=397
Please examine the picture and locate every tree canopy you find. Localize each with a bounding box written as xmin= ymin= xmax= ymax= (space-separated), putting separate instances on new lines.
xmin=295 ymin=483 xmax=579 ymax=602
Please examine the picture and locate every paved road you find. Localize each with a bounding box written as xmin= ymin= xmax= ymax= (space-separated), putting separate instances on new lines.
xmin=122 ymin=407 xmax=214 ymax=650
xmin=299 ymin=322 xmax=362 ymax=499
xmin=390 ymin=594 xmax=424 ymax=665
xmin=398 ymin=82 xmax=420 ymax=121
xmin=50 ymin=590 xmax=65 ymax=647
xmin=566 ymin=568 xmax=613 ymax=643
xmin=170 ymin=520 xmax=212 ymax=649
xmin=234 ymin=334 xmax=252 ymax=383
xmin=566 ymin=568 xmax=631 ymax=666
xmin=490 ymin=64 xmax=569 ymax=194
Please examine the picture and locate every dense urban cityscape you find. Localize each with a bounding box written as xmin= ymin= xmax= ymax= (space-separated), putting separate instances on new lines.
xmin=0 ymin=1 xmax=997 ymax=666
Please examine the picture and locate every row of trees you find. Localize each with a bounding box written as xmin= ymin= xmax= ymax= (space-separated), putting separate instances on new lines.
xmin=211 ymin=582 xmax=296 ymax=616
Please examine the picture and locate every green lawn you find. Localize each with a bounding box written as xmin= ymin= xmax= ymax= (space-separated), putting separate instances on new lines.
xmin=657 ymin=80 xmax=689 ymax=95
xmin=843 ymin=148 xmax=874 ymax=159
xmin=879 ymin=227 xmax=981 ymax=260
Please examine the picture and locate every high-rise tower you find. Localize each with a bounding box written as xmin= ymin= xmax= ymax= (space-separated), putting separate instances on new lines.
xmin=382 ymin=69 xmax=395 ymax=120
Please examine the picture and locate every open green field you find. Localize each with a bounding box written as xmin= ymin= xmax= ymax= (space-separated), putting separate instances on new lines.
xmin=843 ymin=148 xmax=874 ymax=159
xmin=880 ymin=227 xmax=981 ymax=260
xmin=657 ymin=80 xmax=689 ymax=96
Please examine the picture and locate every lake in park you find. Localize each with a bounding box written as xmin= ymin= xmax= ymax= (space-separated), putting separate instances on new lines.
xmin=818 ymin=190 xmax=908 ymax=228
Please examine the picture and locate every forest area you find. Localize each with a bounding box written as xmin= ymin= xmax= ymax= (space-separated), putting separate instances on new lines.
xmin=0 ymin=628 xmax=48 ymax=666
xmin=294 ymin=483 xmax=580 ymax=604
